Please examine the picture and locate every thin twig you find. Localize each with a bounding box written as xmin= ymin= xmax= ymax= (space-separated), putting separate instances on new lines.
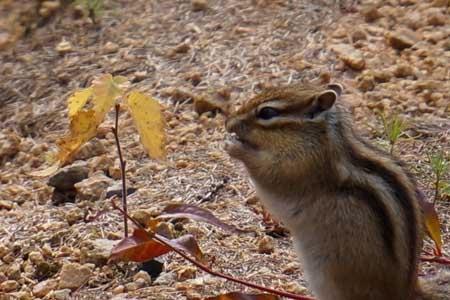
xmin=110 ymin=199 xmax=313 ymax=300
xmin=112 ymin=104 xmax=128 ymax=237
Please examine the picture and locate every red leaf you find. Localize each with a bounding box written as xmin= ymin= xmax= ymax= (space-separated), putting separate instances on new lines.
xmin=159 ymin=204 xmax=246 ymax=233
xmin=109 ymin=229 xmax=205 ymax=264
xmin=206 ymin=292 xmax=279 ymax=300
xmin=109 ymin=229 xmax=170 ymax=263
xmin=156 ymin=233 xmax=206 ymax=263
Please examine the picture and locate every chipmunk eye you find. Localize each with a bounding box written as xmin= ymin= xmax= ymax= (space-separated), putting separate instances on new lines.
xmin=257 ymin=107 xmax=280 ymax=120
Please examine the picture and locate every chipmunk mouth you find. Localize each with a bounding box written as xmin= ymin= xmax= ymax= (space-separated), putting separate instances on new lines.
xmin=224 ymin=133 xmax=258 ymax=155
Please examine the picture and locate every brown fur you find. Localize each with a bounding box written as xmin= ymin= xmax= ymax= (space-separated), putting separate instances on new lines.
xmin=224 ymin=82 xmax=432 ymax=300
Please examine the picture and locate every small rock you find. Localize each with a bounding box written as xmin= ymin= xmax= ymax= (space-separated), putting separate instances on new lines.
xmin=28 ymin=251 xmax=44 ymax=265
xmin=432 ymin=0 xmax=449 ymax=7
xmin=105 ymin=182 xmax=137 ymax=199
xmin=131 ymin=209 xmax=155 ymax=227
xmin=387 ymin=28 xmax=420 ymax=50
xmin=65 ymin=207 xmax=84 ymax=225
xmin=193 ymin=95 xmax=229 ymax=115
xmin=56 ymin=39 xmax=72 ymax=54
xmin=258 ymin=235 xmax=275 ymax=254
xmin=48 ymin=163 xmax=89 ymax=192
xmin=392 ymin=64 xmax=414 ymax=78
xmin=124 ymin=282 xmax=140 ymax=292
xmin=89 ymin=155 xmax=114 ymax=173
xmin=160 ymin=87 xmax=195 ymax=103
xmin=425 ymin=8 xmax=447 ymax=26
xmin=403 ymin=11 xmax=424 ymax=30
xmin=351 ymin=29 xmax=367 ymax=42
xmin=0 ymin=280 xmax=19 ymax=292
xmin=103 ymin=42 xmax=119 ymax=54
xmin=0 ymin=130 xmax=21 ymax=160
xmin=183 ymin=71 xmax=202 ymax=86
xmin=58 ymin=263 xmax=92 ymax=290
xmin=112 ymin=285 xmax=125 ymax=294
xmin=0 ymin=32 xmax=12 ymax=50
xmin=330 ymin=44 xmax=366 ymax=70
xmin=362 ymin=5 xmax=383 ymax=22
xmin=0 ymin=200 xmax=13 ymax=210
xmin=74 ymin=139 xmax=106 ymax=160
xmin=156 ymin=222 xmax=175 ymax=239
xmin=52 ymin=289 xmax=71 ymax=300
xmin=32 ymin=279 xmax=58 ymax=297
xmin=414 ymin=80 xmax=439 ymax=91
xmin=0 ymin=244 xmax=10 ymax=258
xmin=191 ymin=0 xmax=208 ymax=11
xmin=39 ymin=1 xmax=60 ymax=17
xmin=6 ymin=263 xmax=21 ymax=280
xmin=133 ymin=271 xmax=152 ymax=285
xmin=9 ymin=291 xmax=32 ymax=300
xmin=171 ymin=42 xmax=190 ymax=55
xmin=176 ymin=266 xmax=197 ymax=281
xmin=80 ymin=239 xmax=117 ymax=266
xmin=74 ymin=172 xmax=113 ymax=201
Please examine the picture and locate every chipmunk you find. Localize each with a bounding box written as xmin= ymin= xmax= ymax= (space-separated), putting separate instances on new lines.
xmin=224 ymin=82 xmax=449 ymax=300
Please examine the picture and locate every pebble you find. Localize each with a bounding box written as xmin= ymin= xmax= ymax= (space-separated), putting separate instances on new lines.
xmin=387 ymin=28 xmax=420 ymax=50
xmin=32 ymin=279 xmax=58 ymax=298
xmin=65 ymin=207 xmax=84 ymax=225
xmin=56 ymin=39 xmax=72 ymax=54
xmin=330 ymin=44 xmax=366 ymax=70
xmin=133 ymin=270 xmax=152 ymax=285
xmin=258 ymin=235 xmax=275 ymax=254
xmin=58 ymin=263 xmax=92 ymax=290
xmin=0 ymin=280 xmax=19 ymax=292
xmin=105 ymin=182 xmax=137 ymax=199
xmin=112 ymin=285 xmax=125 ymax=294
xmin=0 ymin=130 xmax=21 ymax=160
xmin=191 ymin=0 xmax=208 ymax=11
xmin=48 ymin=163 xmax=89 ymax=192
xmin=74 ymin=171 xmax=113 ymax=201
xmin=0 ymin=200 xmax=14 ymax=210
xmin=103 ymin=42 xmax=119 ymax=54
xmin=74 ymin=139 xmax=106 ymax=160
xmin=80 ymin=239 xmax=117 ymax=266
xmin=52 ymin=288 xmax=71 ymax=300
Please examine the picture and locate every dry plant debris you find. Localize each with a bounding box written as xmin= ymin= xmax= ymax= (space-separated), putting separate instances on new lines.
xmin=0 ymin=0 xmax=449 ymax=299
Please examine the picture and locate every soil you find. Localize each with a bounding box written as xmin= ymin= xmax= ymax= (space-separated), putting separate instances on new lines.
xmin=0 ymin=0 xmax=449 ymax=300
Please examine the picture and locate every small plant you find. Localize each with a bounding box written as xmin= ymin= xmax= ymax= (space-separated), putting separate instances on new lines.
xmin=428 ymin=150 xmax=450 ymax=203
xmin=381 ymin=114 xmax=407 ymax=155
xmin=75 ymin=0 xmax=104 ymax=23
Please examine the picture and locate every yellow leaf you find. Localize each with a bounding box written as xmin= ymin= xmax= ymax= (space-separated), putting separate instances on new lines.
xmin=67 ymin=88 xmax=93 ymax=118
xmin=56 ymin=110 xmax=98 ymax=163
xmin=29 ymin=163 xmax=60 ymax=177
xmin=126 ymin=91 xmax=166 ymax=160
xmin=420 ymin=199 xmax=442 ymax=255
xmin=92 ymin=74 xmax=124 ymax=123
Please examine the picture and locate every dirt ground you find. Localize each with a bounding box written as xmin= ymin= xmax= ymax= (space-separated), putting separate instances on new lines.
xmin=0 ymin=0 xmax=449 ymax=299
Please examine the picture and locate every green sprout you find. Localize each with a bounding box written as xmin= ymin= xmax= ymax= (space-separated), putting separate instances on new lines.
xmin=381 ymin=114 xmax=407 ymax=155
xmin=75 ymin=0 xmax=104 ymax=24
xmin=428 ymin=150 xmax=449 ymax=203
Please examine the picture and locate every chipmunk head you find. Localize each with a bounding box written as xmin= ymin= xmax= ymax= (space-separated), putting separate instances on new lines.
xmin=225 ymin=83 xmax=343 ymax=184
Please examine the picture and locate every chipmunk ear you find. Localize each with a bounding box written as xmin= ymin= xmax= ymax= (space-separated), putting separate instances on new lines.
xmin=316 ymin=90 xmax=337 ymax=111
xmin=304 ymin=90 xmax=337 ymax=119
xmin=327 ymin=83 xmax=343 ymax=96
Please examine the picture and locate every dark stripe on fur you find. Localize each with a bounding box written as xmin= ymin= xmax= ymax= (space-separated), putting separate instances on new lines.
xmin=341 ymin=182 xmax=397 ymax=260
xmin=334 ymin=119 xmax=418 ymax=287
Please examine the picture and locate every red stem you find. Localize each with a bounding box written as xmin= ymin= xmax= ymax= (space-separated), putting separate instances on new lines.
xmin=112 ymin=104 xmax=128 ymax=237
xmin=110 ymin=199 xmax=314 ymax=300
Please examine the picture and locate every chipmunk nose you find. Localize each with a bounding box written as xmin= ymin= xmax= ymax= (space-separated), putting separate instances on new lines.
xmin=225 ymin=116 xmax=242 ymax=133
